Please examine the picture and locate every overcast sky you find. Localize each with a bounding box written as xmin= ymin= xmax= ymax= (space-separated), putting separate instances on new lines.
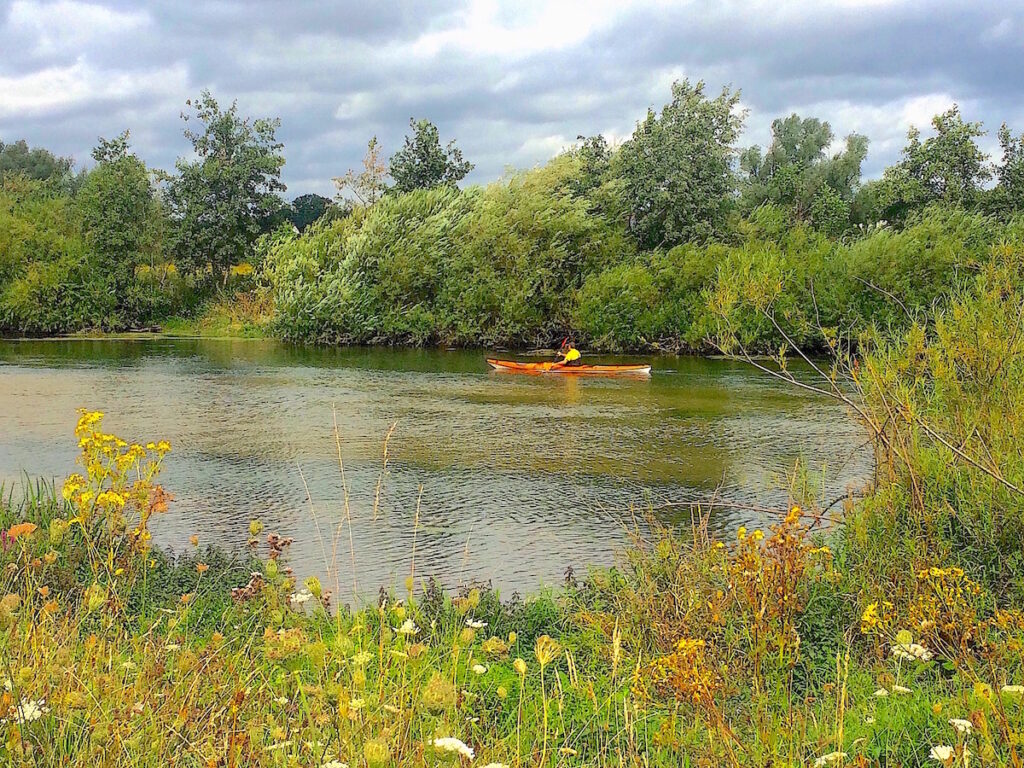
xmin=1 ymin=0 xmax=1022 ymax=197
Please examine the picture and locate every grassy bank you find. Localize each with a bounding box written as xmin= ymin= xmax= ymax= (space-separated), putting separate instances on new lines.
xmin=3 ymin=247 xmax=1024 ymax=766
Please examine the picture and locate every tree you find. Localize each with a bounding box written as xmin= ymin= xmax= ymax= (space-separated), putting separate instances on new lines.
xmin=0 ymin=138 xmax=73 ymax=186
xmin=876 ymin=105 xmax=991 ymax=223
xmin=616 ymin=80 xmax=743 ymax=248
xmin=739 ymin=114 xmax=868 ymax=233
xmin=77 ymin=131 xmax=156 ymax=299
xmin=287 ymin=194 xmax=334 ymax=232
xmin=990 ymin=123 xmax=1024 ymax=215
xmin=164 ymin=91 xmax=286 ymax=280
xmin=569 ymin=134 xmax=611 ymax=197
xmin=388 ymin=119 xmax=473 ymax=194
xmin=334 ymin=136 xmax=389 ymax=205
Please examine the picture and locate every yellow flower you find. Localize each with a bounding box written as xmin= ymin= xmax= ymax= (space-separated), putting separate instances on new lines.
xmin=861 ymin=602 xmax=881 ymax=632
xmin=513 ymin=658 xmax=527 ymax=676
xmin=534 ymin=635 xmax=561 ymax=667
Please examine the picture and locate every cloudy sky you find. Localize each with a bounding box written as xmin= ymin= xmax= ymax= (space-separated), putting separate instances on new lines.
xmin=1 ymin=0 xmax=1021 ymax=197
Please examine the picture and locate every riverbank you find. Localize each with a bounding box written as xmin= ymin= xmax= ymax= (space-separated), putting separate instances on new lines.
xmin=1 ymin=409 xmax=1022 ymax=767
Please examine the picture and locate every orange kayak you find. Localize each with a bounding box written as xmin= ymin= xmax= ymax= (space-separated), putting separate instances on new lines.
xmin=486 ymin=358 xmax=652 ymax=376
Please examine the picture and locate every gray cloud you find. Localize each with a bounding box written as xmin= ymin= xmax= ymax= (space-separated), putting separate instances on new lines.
xmin=1 ymin=0 xmax=1022 ymax=197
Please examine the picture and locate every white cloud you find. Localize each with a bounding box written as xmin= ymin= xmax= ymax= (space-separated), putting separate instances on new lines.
xmin=408 ymin=0 xmax=661 ymax=58
xmin=7 ymin=0 xmax=150 ymax=56
xmin=0 ymin=59 xmax=188 ymax=119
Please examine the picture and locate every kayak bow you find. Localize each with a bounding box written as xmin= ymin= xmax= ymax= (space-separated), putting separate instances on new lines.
xmin=486 ymin=358 xmax=652 ymax=376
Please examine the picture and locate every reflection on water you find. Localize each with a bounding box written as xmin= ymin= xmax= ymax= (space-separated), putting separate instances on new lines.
xmin=0 ymin=338 xmax=871 ymax=597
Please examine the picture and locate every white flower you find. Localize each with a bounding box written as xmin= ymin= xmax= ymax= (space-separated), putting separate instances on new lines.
xmin=471 ymin=664 xmax=487 ymax=675
xmin=275 ymin=696 xmax=289 ymax=705
xmin=892 ymin=685 xmax=912 ymax=695
xmin=948 ymin=718 xmax=973 ymax=734
xmin=322 ymin=762 xmax=349 ymax=768
xmin=396 ymin=618 xmax=419 ymax=635
xmin=891 ymin=642 xmax=933 ymax=661
xmin=930 ymin=746 xmax=953 ymax=761
xmin=813 ymin=752 xmax=847 ymax=767
xmin=873 ymin=688 xmax=889 ymax=698
xmin=13 ymin=699 xmax=48 ymax=723
xmin=350 ymin=651 xmax=373 ymax=665
xmin=466 ymin=619 xmax=487 ymax=629
xmin=290 ymin=590 xmax=313 ymax=605
xmin=430 ymin=737 xmax=475 ymax=760
xmin=1002 ymin=684 xmax=1024 ymax=696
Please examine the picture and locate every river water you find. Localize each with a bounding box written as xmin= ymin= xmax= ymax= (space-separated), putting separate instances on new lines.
xmin=0 ymin=338 xmax=871 ymax=598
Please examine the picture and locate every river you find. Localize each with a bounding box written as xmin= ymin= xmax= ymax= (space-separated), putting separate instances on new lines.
xmin=0 ymin=338 xmax=871 ymax=598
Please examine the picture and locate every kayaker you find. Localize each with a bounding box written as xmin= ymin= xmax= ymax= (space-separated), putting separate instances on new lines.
xmin=555 ymin=338 xmax=582 ymax=367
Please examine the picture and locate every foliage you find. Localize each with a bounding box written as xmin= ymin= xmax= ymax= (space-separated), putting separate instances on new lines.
xmin=616 ymin=79 xmax=743 ymax=248
xmin=286 ymin=194 xmax=335 ymax=233
xmin=988 ymin=123 xmax=1024 ymax=216
xmin=739 ymin=113 xmax=868 ymax=235
xmin=876 ymin=105 xmax=992 ymax=224
xmin=164 ymin=91 xmax=286 ymax=281
xmin=77 ymin=132 xmax=162 ymax=307
xmin=0 ymin=138 xmax=74 ymax=188
xmin=388 ymin=119 xmax=473 ymax=194
xmin=267 ymin=155 xmax=634 ymax=347
xmin=334 ymin=136 xmax=390 ymax=205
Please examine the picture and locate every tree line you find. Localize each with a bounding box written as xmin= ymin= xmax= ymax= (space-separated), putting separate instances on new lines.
xmin=2 ymin=79 xmax=1024 ymax=344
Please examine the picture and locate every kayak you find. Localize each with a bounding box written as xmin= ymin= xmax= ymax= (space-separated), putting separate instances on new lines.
xmin=486 ymin=358 xmax=652 ymax=376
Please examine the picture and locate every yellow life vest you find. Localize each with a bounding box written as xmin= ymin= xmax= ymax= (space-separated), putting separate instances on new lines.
xmin=563 ymin=347 xmax=581 ymax=362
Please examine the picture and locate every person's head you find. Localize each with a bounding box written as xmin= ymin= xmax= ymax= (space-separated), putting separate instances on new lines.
xmin=560 ymin=337 xmax=572 ymax=351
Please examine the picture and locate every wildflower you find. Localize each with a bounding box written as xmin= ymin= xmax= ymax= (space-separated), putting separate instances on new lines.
xmin=11 ymin=699 xmax=49 ymax=723
xmin=290 ymin=590 xmax=313 ymax=605
xmin=873 ymin=688 xmax=889 ymax=698
xmin=396 ymin=618 xmax=419 ymax=635
xmin=466 ymin=618 xmax=487 ymax=629
xmin=471 ymin=664 xmax=487 ymax=675
xmin=481 ymin=636 xmax=508 ymax=656
xmin=813 ymin=752 xmax=847 ymax=767
xmin=348 ymin=698 xmax=365 ymax=710
xmin=479 ymin=764 xmax=510 ymax=768
xmin=430 ymin=737 xmax=475 ymax=760
xmin=265 ymin=741 xmax=293 ymax=752
xmin=196 ymin=563 xmax=209 ymax=573
xmin=534 ymin=634 xmax=561 ymax=667
xmin=165 ymin=644 xmax=181 ymax=651
xmin=891 ymin=642 xmax=933 ymax=661
xmin=322 ymin=762 xmax=349 ymax=768
xmin=351 ymin=651 xmax=373 ymax=665
xmin=892 ymin=685 xmax=912 ymax=695
xmin=6 ymin=522 xmax=38 ymax=541
xmin=948 ymin=718 xmax=972 ymax=735
xmin=513 ymin=657 xmax=527 ymax=676
xmin=363 ymin=738 xmax=390 ymax=766
xmin=275 ymin=696 xmax=289 ymax=705
xmin=1002 ymin=684 xmax=1024 ymax=696
xmin=508 ymin=631 xmax=517 ymax=644
xmin=860 ymin=603 xmax=881 ymax=632
xmin=929 ymin=746 xmax=953 ymax=762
